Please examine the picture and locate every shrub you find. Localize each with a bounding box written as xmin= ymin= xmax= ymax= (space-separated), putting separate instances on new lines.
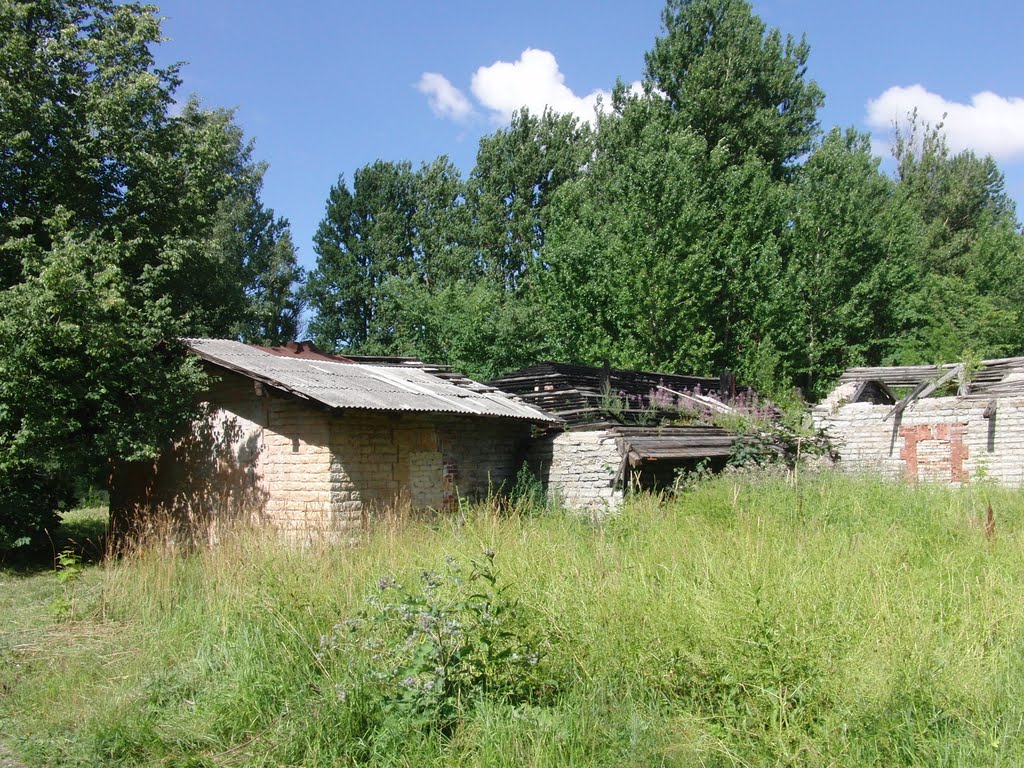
xmin=0 ymin=460 xmax=70 ymax=551
xmin=318 ymin=549 xmax=551 ymax=734
xmin=507 ymin=462 xmax=549 ymax=512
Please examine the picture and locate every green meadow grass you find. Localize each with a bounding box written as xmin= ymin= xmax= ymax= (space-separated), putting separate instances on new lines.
xmin=3 ymin=471 xmax=1024 ymax=767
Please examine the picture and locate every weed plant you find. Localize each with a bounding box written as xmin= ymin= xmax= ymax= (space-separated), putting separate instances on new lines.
xmin=3 ymin=471 xmax=1024 ymax=766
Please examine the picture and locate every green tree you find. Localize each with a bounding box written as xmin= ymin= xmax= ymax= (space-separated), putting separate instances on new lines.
xmin=304 ymin=160 xmax=419 ymax=353
xmin=643 ymin=0 xmax=824 ymax=177
xmin=786 ymin=128 xmax=918 ymax=396
xmin=306 ymin=112 xmax=592 ymax=378
xmin=890 ymin=115 xmax=1024 ymax=363
xmin=213 ymin=185 xmax=304 ymax=346
xmin=454 ymin=108 xmax=592 ymax=377
xmin=0 ymin=0 xmax=301 ymax=545
xmin=465 ymin=108 xmax=592 ymax=291
xmin=533 ymin=0 xmax=826 ymax=389
xmin=0 ymin=225 xmax=205 ymax=546
xmin=540 ymin=96 xmax=790 ymax=383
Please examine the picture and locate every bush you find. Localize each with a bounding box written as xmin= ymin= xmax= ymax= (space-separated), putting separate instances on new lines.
xmin=0 ymin=460 xmax=70 ymax=551
xmin=317 ymin=549 xmax=552 ymax=734
xmin=507 ymin=462 xmax=549 ymax=512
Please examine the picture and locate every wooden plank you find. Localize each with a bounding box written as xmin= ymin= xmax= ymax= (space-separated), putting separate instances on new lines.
xmin=883 ymin=364 xmax=962 ymax=421
xmin=910 ymin=364 xmax=963 ymax=401
xmin=656 ymin=385 xmax=734 ymax=414
xmin=841 ymin=357 xmax=1024 ymax=388
xmin=627 ymin=439 xmax=734 ymax=449
xmin=629 ymin=447 xmax=734 ymax=459
xmin=621 ymin=429 xmax=735 ymax=438
xmin=883 ymin=379 xmax=931 ymax=421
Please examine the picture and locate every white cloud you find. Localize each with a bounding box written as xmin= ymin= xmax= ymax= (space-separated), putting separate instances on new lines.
xmin=416 ymin=72 xmax=474 ymax=122
xmin=866 ymin=84 xmax=1024 ymax=161
xmin=418 ymin=48 xmax=637 ymax=127
xmin=469 ymin=48 xmax=613 ymax=125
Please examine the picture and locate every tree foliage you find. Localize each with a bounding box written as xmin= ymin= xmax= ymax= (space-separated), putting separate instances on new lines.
xmin=305 ymin=109 xmax=591 ymax=379
xmin=785 ymin=128 xmax=918 ymax=393
xmin=643 ymin=0 xmax=824 ymax=176
xmin=302 ymin=0 xmax=1024 ymax=403
xmin=0 ymin=0 xmax=302 ymax=545
xmin=888 ymin=115 xmax=1024 ymax=363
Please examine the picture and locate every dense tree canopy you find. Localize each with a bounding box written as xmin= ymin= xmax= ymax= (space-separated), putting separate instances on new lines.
xmin=0 ymin=0 xmax=302 ymax=545
xmin=305 ymin=108 xmax=592 ymax=379
xmin=643 ymin=0 xmax=824 ymax=176
xmin=303 ymin=0 xmax=1024 ymax=403
xmin=784 ymin=129 xmax=918 ymax=392
xmin=889 ymin=116 xmax=1024 ymax=363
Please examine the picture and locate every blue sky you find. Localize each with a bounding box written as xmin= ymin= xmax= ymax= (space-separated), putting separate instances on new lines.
xmin=156 ymin=1 xmax=1024 ymax=271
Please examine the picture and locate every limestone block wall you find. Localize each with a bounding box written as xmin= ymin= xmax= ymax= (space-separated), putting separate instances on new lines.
xmin=206 ymin=376 xmax=533 ymax=537
xmin=259 ymin=397 xmax=338 ymax=537
xmin=813 ymin=395 xmax=1024 ymax=486
xmin=113 ymin=366 xmax=536 ymax=542
xmin=437 ymin=417 xmax=533 ymax=501
xmin=528 ymin=428 xmax=624 ymax=515
xmin=327 ymin=413 xmax=532 ymax=518
xmin=109 ymin=371 xmax=271 ymax=544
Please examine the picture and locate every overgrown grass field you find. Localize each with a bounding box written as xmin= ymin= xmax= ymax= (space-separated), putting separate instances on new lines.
xmin=3 ymin=472 xmax=1024 ymax=767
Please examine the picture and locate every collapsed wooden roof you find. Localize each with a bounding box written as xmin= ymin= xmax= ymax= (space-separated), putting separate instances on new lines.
xmin=834 ymin=357 xmax=1024 ymax=420
xmin=485 ymin=362 xmax=736 ymax=425
xmin=613 ymin=425 xmax=736 ymax=464
xmin=840 ymin=357 xmax=1024 ymax=394
xmin=486 ymin=362 xmax=744 ymax=467
xmin=597 ymin=424 xmax=737 ymax=488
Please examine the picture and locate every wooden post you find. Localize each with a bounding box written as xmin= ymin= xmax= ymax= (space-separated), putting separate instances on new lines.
xmin=719 ymin=370 xmax=736 ymax=399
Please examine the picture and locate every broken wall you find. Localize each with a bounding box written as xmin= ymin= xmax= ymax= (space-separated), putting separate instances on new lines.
xmin=813 ymin=391 xmax=1024 ymax=486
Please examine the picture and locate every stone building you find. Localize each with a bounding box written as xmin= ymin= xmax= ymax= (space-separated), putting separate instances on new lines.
xmin=813 ymin=358 xmax=1024 ymax=486
xmin=110 ymin=339 xmax=557 ymax=542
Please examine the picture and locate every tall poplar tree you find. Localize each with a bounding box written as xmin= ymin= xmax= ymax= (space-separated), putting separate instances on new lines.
xmin=304 ymin=160 xmax=419 ymax=353
xmin=539 ymin=0 xmax=821 ymax=388
xmin=643 ymin=0 xmax=824 ymax=177
xmin=889 ymin=117 xmax=1024 ymax=363
xmin=786 ymin=128 xmax=917 ymax=396
xmin=306 ymin=111 xmax=592 ymax=378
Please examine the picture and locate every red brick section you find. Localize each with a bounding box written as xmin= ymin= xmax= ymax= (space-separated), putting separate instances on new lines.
xmin=949 ymin=423 xmax=969 ymax=482
xmin=899 ymin=423 xmax=969 ymax=483
xmin=900 ymin=424 xmax=927 ymax=482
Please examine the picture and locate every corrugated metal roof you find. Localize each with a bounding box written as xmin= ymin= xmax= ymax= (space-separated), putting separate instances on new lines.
xmin=185 ymin=338 xmax=559 ymax=423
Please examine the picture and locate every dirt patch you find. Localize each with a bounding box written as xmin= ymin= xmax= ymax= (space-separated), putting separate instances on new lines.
xmin=0 ymin=741 xmax=27 ymax=768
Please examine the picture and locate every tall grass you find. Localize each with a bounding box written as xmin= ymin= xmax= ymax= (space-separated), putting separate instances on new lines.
xmin=3 ymin=471 xmax=1024 ymax=766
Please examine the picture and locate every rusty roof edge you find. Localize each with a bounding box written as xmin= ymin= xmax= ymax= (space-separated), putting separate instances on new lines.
xmin=189 ymin=344 xmax=318 ymax=405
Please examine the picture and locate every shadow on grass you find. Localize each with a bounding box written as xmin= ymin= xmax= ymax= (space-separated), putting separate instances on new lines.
xmin=1 ymin=508 xmax=108 ymax=575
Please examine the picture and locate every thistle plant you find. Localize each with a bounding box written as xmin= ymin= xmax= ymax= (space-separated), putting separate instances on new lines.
xmin=319 ymin=549 xmax=550 ymax=733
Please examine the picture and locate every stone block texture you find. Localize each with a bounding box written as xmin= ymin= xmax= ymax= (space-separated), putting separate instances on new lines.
xmin=115 ymin=368 xmax=532 ymax=542
xmin=813 ymin=395 xmax=1024 ymax=486
xmin=528 ymin=428 xmax=624 ymax=515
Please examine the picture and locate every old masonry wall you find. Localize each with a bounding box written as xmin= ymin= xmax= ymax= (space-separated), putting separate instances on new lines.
xmin=813 ymin=385 xmax=1024 ymax=486
xmin=115 ymin=367 xmax=533 ymax=542
xmin=528 ymin=428 xmax=624 ymax=516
